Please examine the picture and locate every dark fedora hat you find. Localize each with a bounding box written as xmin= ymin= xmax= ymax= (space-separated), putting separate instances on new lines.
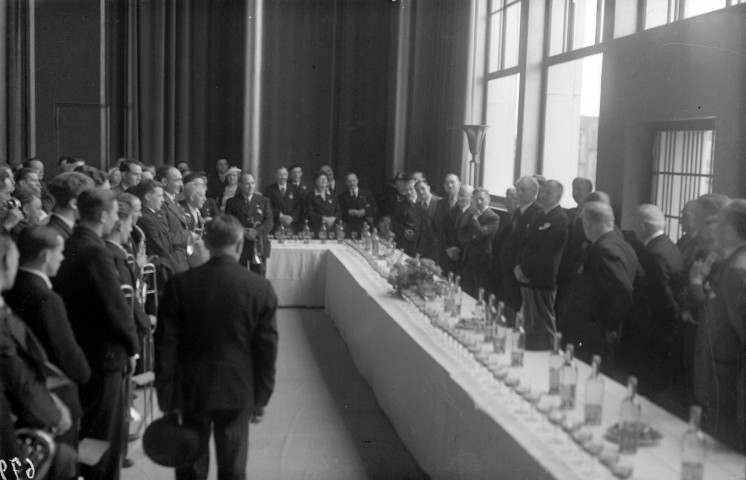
xmin=143 ymin=413 xmax=203 ymax=468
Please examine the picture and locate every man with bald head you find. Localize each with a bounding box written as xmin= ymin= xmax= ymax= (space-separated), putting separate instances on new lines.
xmin=628 ymin=204 xmax=684 ymax=397
xmin=514 ymin=180 xmax=568 ymax=349
xmin=499 ymin=176 xmax=541 ymax=317
xmin=566 ymin=202 xmax=638 ymax=365
xmin=225 ymin=173 xmax=274 ymax=276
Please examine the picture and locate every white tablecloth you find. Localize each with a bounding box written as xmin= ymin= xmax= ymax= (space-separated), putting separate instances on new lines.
xmin=266 ymin=241 xmax=346 ymax=307
xmin=322 ymin=247 xmax=745 ymax=480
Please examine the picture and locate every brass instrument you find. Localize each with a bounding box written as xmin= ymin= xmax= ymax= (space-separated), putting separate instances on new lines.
xmin=134 ymin=264 xmax=157 ymax=430
xmin=250 ymin=221 xmax=264 ymax=266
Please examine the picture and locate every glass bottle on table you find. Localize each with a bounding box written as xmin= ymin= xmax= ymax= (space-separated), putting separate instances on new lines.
xmin=319 ymin=222 xmax=328 ymax=243
xmin=451 ymin=275 xmax=462 ymax=319
xmin=493 ymin=300 xmax=507 ymax=354
xmin=618 ymin=376 xmax=641 ymax=455
xmin=484 ymin=294 xmax=496 ymax=342
xmin=444 ymin=272 xmax=454 ymax=313
xmin=336 ymin=221 xmax=344 ymax=243
xmin=362 ymin=223 xmax=372 ymax=251
xmin=584 ymin=355 xmax=604 ymax=425
xmin=474 ymin=288 xmax=485 ymax=333
xmin=548 ymin=332 xmax=563 ymax=395
xmin=371 ymin=227 xmax=380 ymax=256
xmin=681 ymin=405 xmax=707 ymax=480
xmin=302 ymin=219 xmax=311 ymax=244
xmin=278 ymin=224 xmax=286 ymax=244
xmin=559 ymin=343 xmax=577 ymax=410
xmin=510 ymin=312 xmax=525 ymax=367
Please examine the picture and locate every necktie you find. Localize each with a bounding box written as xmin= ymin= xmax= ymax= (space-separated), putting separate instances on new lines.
xmin=422 ymin=201 xmax=427 ymax=210
xmin=280 ymin=186 xmax=285 ymax=196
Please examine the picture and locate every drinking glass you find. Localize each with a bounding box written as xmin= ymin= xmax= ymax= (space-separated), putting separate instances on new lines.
xmin=599 ymin=449 xmax=620 ymax=480
xmin=525 ymin=388 xmax=543 ymax=423
xmin=547 ymin=410 xmax=566 ymax=445
xmin=514 ymin=383 xmax=531 ymax=415
xmin=504 ymin=376 xmax=520 ymax=407
xmin=582 ymin=438 xmax=604 ymax=475
xmin=351 ymin=232 xmax=358 ymax=244
xmin=610 ymin=463 xmax=634 ymax=480
xmin=535 ymin=397 xmax=553 ymax=433
xmin=571 ymin=427 xmax=593 ymax=465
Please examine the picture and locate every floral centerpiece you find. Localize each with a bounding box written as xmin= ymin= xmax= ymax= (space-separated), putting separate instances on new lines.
xmin=388 ymin=256 xmax=443 ymax=297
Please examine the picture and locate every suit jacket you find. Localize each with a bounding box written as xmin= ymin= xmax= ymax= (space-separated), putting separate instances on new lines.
xmin=206 ymin=171 xmax=228 ymax=200
xmin=225 ymin=193 xmax=274 ymax=265
xmin=138 ymin=206 xmax=177 ymax=276
xmin=0 ymin=307 xmax=61 ymax=430
xmin=264 ymin=183 xmax=303 ymax=232
xmin=338 ymin=188 xmax=378 ymax=237
xmin=106 ymin=241 xmax=152 ymax=333
xmin=582 ymin=230 xmax=639 ymax=335
xmin=155 ymin=255 xmax=278 ymax=412
xmin=53 ymin=226 xmax=140 ymax=371
xmin=5 ymin=271 xmax=91 ymax=385
xmin=413 ymin=195 xmax=442 ymax=262
xmin=178 ymin=200 xmax=205 ymax=233
xmin=162 ymin=194 xmax=191 ymax=272
xmin=501 ymin=202 xmax=541 ymax=274
xmin=304 ymin=191 xmax=340 ymax=234
xmin=557 ymin=213 xmax=589 ymax=290
xmin=638 ymin=234 xmax=685 ymax=326
xmin=517 ymin=205 xmax=569 ymax=291
xmin=200 ymin=197 xmax=221 ymax=221
xmin=391 ymin=200 xmax=417 ymax=257
xmin=45 ymin=213 xmax=74 ymax=241
xmin=458 ymin=207 xmax=501 ymax=261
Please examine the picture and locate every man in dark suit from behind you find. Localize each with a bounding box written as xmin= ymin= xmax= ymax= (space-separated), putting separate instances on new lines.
xmin=413 ymin=180 xmax=441 ymax=262
xmin=53 ymin=188 xmax=140 ymax=480
xmin=155 ymin=214 xmax=279 ymax=480
xmin=628 ymin=204 xmax=685 ymax=399
xmin=514 ymin=180 xmax=569 ymax=350
xmin=5 ymin=226 xmax=91 ymax=450
xmin=338 ymin=172 xmax=378 ymax=238
xmin=225 ymin=173 xmax=274 ymax=276
xmin=458 ymin=187 xmax=500 ymax=298
xmin=499 ymin=176 xmax=541 ymax=318
xmin=568 ymin=201 xmax=638 ymax=366
xmin=45 ymin=171 xmax=94 ymax=240
xmin=265 ymin=166 xmax=303 ymax=234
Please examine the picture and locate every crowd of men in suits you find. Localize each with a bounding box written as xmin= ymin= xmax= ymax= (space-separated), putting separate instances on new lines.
xmin=0 ymin=157 xmax=279 ymax=480
xmin=0 ymin=153 xmax=745 ymax=478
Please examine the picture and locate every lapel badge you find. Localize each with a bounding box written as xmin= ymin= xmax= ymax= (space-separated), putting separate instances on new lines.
xmin=289 ymin=192 xmax=293 ymax=200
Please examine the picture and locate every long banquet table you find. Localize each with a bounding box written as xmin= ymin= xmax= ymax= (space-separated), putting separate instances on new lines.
xmin=268 ymin=241 xmax=745 ymax=479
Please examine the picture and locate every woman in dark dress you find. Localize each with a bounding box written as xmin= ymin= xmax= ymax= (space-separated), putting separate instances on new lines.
xmin=304 ymin=171 xmax=340 ymax=236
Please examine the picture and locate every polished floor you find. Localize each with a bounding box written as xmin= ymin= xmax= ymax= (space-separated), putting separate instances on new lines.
xmin=122 ymin=308 xmax=426 ymax=480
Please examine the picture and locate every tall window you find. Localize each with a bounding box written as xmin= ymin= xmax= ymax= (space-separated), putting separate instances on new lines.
xmin=652 ymin=129 xmax=715 ymax=241
xmin=542 ymin=54 xmax=602 ymax=206
xmin=644 ymin=0 xmax=730 ymax=30
xmin=482 ymin=0 xmax=523 ymax=197
xmin=549 ymin=0 xmax=604 ymax=55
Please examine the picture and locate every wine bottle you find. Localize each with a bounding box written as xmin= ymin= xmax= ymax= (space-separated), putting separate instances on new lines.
xmin=303 ymin=219 xmax=311 ymax=244
xmin=451 ymin=275 xmax=462 ymax=319
xmin=584 ymin=355 xmax=604 ymax=425
xmin=362 ymin=224 xmax=372 ymax=251
xmin=474 ymin=288 xmax=485 ymax=332
xmin=681 ymin=405 xmax=706 ymax=480
xmin=548 ymin=332 xmax=563 ymax=395
xmin=320 ymin=223 xmax=328 ymax=243
xmin=484 ymin=294 xmax=496 ymax=342
xmin=618 ymin=376 xmax=642 ymax=455
xmin=559 ymin=344 xmax=577 ymax=410
xmin=336 ymin=222 xmax=344 ymax=243
xmin=371 ymin=227 xmax=380 ymax=256
xmin=278 ymin=224 xmax=286 ymax=244
xmin=511 ymin=312 xmax=525 ymax=367
xmin=444 ymin=272 xmax=454 ymax=314
xmin=493 ymin=301 xmax=507 ymax=354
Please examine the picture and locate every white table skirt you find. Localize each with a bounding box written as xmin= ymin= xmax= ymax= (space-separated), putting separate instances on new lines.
xmin=266 ymin=241 xmax=346 ymax=307
xmin=322 ymin=247 xmax=745 ymax=480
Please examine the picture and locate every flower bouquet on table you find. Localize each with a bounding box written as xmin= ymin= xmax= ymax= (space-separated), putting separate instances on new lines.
xmin=387 ymin=255 xmax=443 ymax=299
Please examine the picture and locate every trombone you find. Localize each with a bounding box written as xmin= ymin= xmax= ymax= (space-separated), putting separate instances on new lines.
xmin=250 ymin=221 xmax=264 ymax=266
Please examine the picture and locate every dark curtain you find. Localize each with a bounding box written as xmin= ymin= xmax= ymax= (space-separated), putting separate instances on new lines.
xmin=127 ymin=0 xmax=246 ymax=171
xmin=0 ymin=0 xmax=30 ymax=166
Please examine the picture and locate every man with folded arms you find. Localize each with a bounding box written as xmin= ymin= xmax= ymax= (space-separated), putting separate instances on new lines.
xmin=265 ymin=166 xmax=303 ymax=234
xmin=458 ymin=187 xmax=499 ymax=298
xmin=338 ymin=172 xmax=378 ymax=238
xmin=156 ymin=214 xmax=278 ymax=480
xmin=514 ymin=180 xmax=568 ymax=350
xmin=54 ymin=188 xmax=140 ymax=480
xmin=413 ymin=180 xmax=441 ymax=262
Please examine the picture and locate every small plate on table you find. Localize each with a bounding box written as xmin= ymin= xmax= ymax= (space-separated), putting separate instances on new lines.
xmin=604 ymin=423 xmax=663 ymax=446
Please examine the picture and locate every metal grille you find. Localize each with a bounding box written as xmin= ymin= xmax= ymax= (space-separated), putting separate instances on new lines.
xmin=651 ymin=129 xmax=715 ymax=242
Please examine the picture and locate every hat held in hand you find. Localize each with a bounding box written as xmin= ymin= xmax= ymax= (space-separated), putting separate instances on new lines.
xmin=143 ymin=413 xmax=202 ymax=468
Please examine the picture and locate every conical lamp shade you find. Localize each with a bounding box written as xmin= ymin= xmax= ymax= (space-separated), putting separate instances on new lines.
xmin=463 ymin=125 xmax=489 ymax=157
